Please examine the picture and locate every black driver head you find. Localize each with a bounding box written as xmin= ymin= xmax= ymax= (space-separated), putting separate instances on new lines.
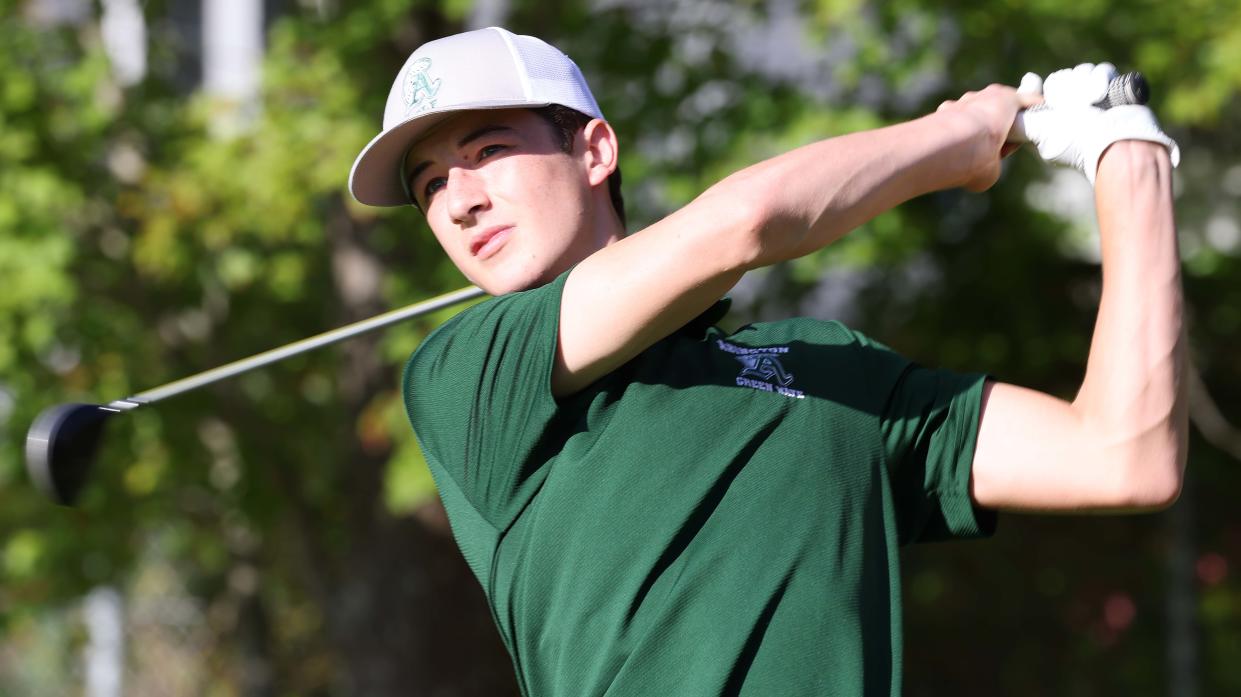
xmin=25 ymin=403 xmax=116 ymax=506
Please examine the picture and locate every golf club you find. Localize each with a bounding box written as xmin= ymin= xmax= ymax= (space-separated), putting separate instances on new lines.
xmin=25 ymin=285 xmax=486 ymax=506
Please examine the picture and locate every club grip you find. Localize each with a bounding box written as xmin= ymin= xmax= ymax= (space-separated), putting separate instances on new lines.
xmin=1099 ymin=72 xmax=1150 ymax=108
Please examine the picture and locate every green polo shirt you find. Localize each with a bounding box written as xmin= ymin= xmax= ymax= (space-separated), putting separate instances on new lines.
xmin=403 ymin=270 xmax=995 ymax=697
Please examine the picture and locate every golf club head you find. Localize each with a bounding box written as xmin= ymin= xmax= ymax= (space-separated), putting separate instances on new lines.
xmin=25 ymin=403 xmax=114 ymax=506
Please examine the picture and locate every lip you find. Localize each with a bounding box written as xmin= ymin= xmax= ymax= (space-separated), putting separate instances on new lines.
xmin=469 ymin=225 xmax=513 ymax=260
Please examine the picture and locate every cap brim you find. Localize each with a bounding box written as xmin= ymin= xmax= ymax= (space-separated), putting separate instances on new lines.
xmin=348 ymin=99 xmax=552 ymax=207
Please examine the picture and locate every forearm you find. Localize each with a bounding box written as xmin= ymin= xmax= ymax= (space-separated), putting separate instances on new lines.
xmin=1073 ymin=141 xmax=1187 ymax=504
xmin=557 ymin=100 xmax=1007 ymax=397
xmin=711 ymin=110 xmax=980 ymax=270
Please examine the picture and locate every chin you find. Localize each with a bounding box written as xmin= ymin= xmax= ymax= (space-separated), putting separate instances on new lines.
xmin=470 ymin=245 xmax=575 ymax=295
xmin=474 ymin=267 xmax=547 ymax=296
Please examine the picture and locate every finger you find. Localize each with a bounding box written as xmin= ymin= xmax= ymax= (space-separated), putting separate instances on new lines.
xmin=1086 ymin=62 xmax=1118 ymax=102
xmin=1093 ymin=62 xmax=1118 ymax=82
xmin=937 ymin=100 xmax=955 ymax=112
xmin=1017 ymin=90 xmax=1044 ymax=109
xmin=1043 ymin=68 xmax=1071 ymax=105
xmin=1017 ymin=72 xmax=1043 ymax=96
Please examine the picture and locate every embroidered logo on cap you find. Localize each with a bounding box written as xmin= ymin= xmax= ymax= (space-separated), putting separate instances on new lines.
xmin=403 ymin=57 xmax=442 ymax=116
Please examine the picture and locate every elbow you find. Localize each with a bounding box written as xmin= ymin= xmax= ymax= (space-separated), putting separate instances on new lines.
xmin=699 ymin=173 xmax=784 ymax=271
xmin=1114 ymin=428 xmax=1188 ymax=512
xmin=1119 ymin=462 xmax=1182 ymax=511
xmin=1077 ymin=392 xmax=1188 ymax=512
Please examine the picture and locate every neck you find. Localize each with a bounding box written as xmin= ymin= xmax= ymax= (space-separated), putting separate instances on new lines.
xmin=592 ymin=192 xmax=626 ymax=249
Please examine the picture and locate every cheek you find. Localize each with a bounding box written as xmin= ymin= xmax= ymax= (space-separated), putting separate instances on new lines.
xmin=498 ymin=157 xmax=590 ymax=228
xmin=426 ymin=219 xmax=469 ymax=267
xmin=502 ymin=149 xmax=576 ymax=192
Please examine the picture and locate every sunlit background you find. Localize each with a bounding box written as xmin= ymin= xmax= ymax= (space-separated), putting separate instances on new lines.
xmin=1 ymin=0 xmax=1239 ymax=694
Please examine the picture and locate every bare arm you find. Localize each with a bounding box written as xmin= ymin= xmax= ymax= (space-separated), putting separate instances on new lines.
xmin=971 ymin=141 xmax=1188 ymax=512
xmin=555 ymin=86 xmax=1029 ymax=396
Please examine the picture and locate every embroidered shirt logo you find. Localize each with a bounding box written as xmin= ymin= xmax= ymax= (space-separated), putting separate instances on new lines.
xmin=716 ymin=340 xmax=805 ymax=399
xmin=735 ymin=353 xmax=795 ymax=386
xmin=403 ymin=57 xmax=442 ymax=116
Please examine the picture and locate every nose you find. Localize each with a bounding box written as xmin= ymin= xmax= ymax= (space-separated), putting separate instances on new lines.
xmin=445 ymin=167 xmax=489 ymax=225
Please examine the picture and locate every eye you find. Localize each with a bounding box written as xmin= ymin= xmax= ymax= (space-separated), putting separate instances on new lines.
xmin=423 ymin=176 xmax=447 ymax=202
xmin=478 ymin=143 xmax=506 ymax=160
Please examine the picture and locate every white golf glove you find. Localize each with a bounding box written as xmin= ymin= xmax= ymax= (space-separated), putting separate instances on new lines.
xmin=1016 ymin=62 xmax=1180 ymax=185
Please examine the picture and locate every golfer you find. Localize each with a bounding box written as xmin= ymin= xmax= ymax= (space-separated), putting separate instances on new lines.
xmin=349 ymin=27 xmax=1186 ymax=697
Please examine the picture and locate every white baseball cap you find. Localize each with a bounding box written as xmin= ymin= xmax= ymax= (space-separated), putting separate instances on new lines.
xmin=349 ymin=27 xmax=604 ymax=207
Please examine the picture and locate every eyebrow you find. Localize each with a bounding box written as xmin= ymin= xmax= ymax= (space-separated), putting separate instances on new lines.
xmin=405 ymin=125 xmax=518 ymax=195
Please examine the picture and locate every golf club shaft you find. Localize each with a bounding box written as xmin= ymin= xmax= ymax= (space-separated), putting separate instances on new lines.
xmin=105 ymin=285 xmax=486 ymax=412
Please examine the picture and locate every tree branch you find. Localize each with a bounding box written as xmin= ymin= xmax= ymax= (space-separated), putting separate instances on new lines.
xmin=1187 ymin=358 xmax=1241 ymax=463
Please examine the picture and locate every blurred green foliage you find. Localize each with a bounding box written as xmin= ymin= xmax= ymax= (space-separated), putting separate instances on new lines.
xmin=1 ymin=0 xmax=1239 ymax=694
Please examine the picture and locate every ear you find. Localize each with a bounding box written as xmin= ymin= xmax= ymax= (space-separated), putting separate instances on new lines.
xmin=581 ymin=118 xmax=619 ymax=188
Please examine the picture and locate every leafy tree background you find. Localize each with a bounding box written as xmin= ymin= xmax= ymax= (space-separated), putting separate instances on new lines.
xmin=1 ymin=0 xmax=1239 ymax=694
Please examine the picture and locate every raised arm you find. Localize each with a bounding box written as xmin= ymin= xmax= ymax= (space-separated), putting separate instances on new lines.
xmin=970 ymin=140 xmax=1187 ymax=512
xmin=555 ymin=86 xmax=1032 ymax=396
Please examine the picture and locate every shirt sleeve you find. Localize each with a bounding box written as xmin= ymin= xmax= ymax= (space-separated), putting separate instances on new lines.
xmin=852 ymin=331 xmax=997 ymax=545
xmin=402 ymin=272 xmax=568 ymax=532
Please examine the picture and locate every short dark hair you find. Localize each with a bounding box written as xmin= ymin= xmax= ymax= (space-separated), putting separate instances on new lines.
xmin=529 ymin=105 xmax=626 ymax=228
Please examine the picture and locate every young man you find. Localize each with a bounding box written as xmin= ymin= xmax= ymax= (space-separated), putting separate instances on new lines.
xmin=349 ymin=27 xmax=1186 ymax=696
